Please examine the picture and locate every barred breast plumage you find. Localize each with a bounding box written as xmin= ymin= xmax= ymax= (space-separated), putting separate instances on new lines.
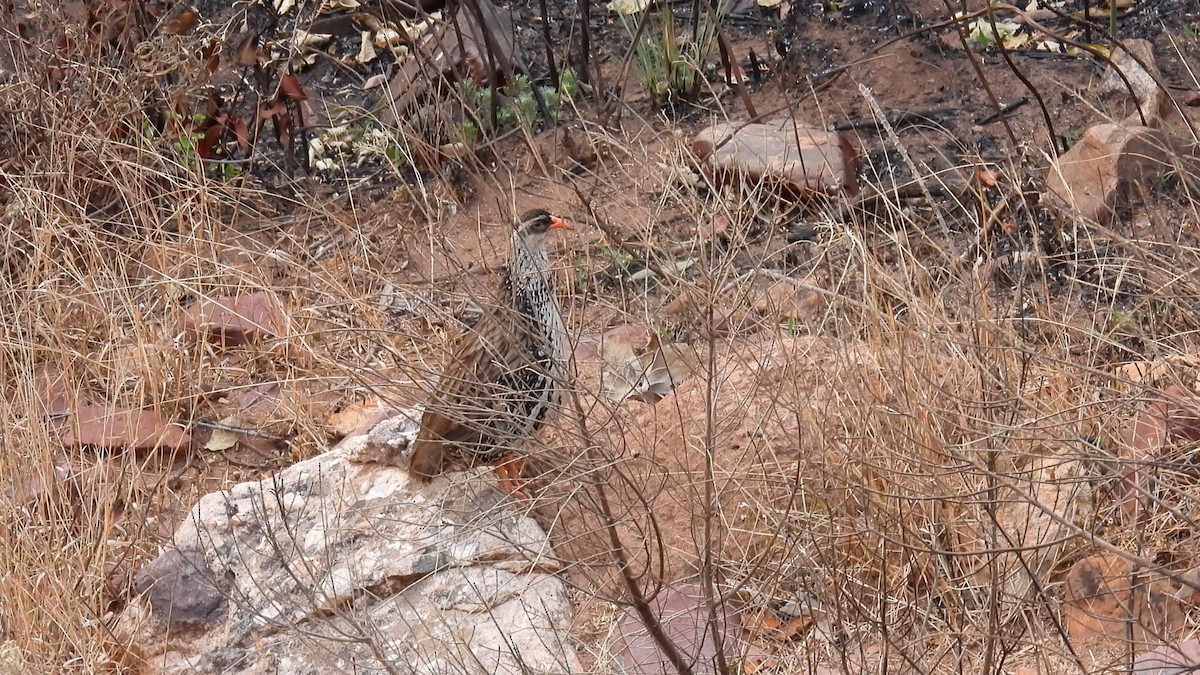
xmin=408 ymin=208 xmax=570 ymax=489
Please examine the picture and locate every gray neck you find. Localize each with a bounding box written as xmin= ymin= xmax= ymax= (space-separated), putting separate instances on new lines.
xmin=507 ymin=232 xmax=552 ymax=315
xmin=506 ymin=232 xmax=566 ymax=360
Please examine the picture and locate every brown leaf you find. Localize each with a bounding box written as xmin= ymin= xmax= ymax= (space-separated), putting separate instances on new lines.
xmin=274 ymin=110 xmax=294 ymax=152
xmin=976 ymin=168 xmax=1002 ymax=186
xmin=235 ymin=31 xmax=259 ymax=66
xmin=741 ymin=656 xmax=779 ymax=674
xmin=742 ymin=607 xmax=782 ymax=640
xmin=229 ymin=113 xmax=251 ymax=155
xmin=197 ymin=117 xmax=224 ymax=159
xmin=201 ymin=38 xmax=220 ymax=73
xmin=158 ymin=9 xmax=197 ymax=35
xmin=278 ymin=73 xmax=308 ymax=101
xmin=257 ymin=99 xmax=286 ymax=121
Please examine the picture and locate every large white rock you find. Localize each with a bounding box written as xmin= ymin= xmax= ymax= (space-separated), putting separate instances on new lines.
xmin=118 ymin=410 xmax=578 ymax=674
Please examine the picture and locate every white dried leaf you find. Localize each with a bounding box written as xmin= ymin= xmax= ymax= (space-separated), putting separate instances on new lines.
xmin=294 ymin=30 xmax=333 ymax=49
xmin=274 ymin=0 xmax=295 ymax=15
xmin=599 ymin=333 xmax=644 ymax=401
xmin=608 ymin=0 xmax=649 ymax=14
xmin=357 ymin=31 xmax=378 ymax=63
xmin=363 ymin=73 xmax=388 ymax=90
xmin=204 ymin=417 xmax=242 ymax=451
xmin=597 ymin=330 xmax=698 ymax=404
xmin=375 ymin=27 xmax=401 ymax=49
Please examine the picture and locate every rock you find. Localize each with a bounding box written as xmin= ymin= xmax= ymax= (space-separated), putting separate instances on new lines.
xmin=0 ymin=642 xmax=27 ymax=674
xmin=692 ymin=121 xmax=859 ymax=197
xmin=134 ymin=549 xmax=227 ymax=632
xmin=61 ymin=404 xmax=191 ymax=454
xmin=26 ymin=363 xmax=74 ymax=417
xmin=1063 ymin=553 xmax=1185 ymax=651
xmin=118 ymin=409 xmax=577 ymax=674
xmin=1133 ymin=640 xmax=1200 ymax=674
xmin=1114 ymin=384 xmax=1200 ymax=522
xmin=181 ymin=292 xmax=285 ymax=348
xmin=1099 ymin=39 xmax=1167 ymax=127
xmin=345 ymin=409 xmax=421 ymax=466
xmin=611 ymin=582 xmax=757 ymax=674
xmin=1044 ymin=123 xmax=1200 ymax=225
xmin=750 ymin=279 xmax=823 ymax=323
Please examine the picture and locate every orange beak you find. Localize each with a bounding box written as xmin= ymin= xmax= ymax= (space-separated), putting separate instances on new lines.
xmin=548 ymin=216 xmax=569 ymax=230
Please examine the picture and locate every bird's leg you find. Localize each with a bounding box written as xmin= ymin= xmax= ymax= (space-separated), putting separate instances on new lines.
xmin=494 ymin=454 xmax=531 ymax=500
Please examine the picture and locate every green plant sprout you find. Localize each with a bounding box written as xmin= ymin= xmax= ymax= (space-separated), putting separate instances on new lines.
xmin=617 ymin=1 xmax=725 ymax=105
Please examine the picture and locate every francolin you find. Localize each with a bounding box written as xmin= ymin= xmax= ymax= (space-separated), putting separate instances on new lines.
xmin=408 ymin=208 xmax=570 ymax=494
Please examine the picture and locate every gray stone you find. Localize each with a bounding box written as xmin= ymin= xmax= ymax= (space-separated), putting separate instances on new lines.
xmin=133 ymin=548 xmax=227 ymax=632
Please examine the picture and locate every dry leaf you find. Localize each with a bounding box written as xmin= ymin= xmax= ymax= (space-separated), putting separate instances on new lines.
xmin=741 ymin=655 xmax=780 ymax=674
xmin=608 ymin=0 xmax=649 ymax=14
xmin=599 ymin=330 xmax=645 ymax=402
xmin=279 ymin=74 xmax=308 ymax=101
xmin=742 ymin=607 xmax=782 ymax=640
xmin=293 ymin=30 xmax=333 ymax=50
xmin=236 ymin=32 xmax=260 ymax=66
xmin=357 ymin=31 xmax=378 ymax=63
xmin=598 ymin=326 xmax=699 ymax=404
xmin=204 ymin=417 xmax=241 ymax=451
xmin=327 ymin=399 xmax=387 ymax=437
xmin=159 ymin=9 xmax=197 ymax=35
xmin=976 ymin=168 xmax=1001 ymax=186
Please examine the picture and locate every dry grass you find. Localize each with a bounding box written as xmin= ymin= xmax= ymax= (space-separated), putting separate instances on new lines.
xmin=4 ymin=3 xmax=1200 ymax=674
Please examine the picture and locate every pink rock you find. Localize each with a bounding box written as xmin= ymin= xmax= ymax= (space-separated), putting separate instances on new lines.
xmin=1114 ymin=385 xmax=1200 ymax=522
xmin=693 ymin=121 xmax=859 ymax=197
xmin=1045 ymin=123 xmax=1200 ymax=225
xmin=181 ymin=292 xmax=284 ymax=347
xmin=25 ymin=363 xmax=76 ymax=417
xmin=1063 ymin=553 xmax=1184 ymax=650
xmin=1134 ymin=641 xmax=1200 ymax=674
xmin=61 ymin=404 xmax=192 ymax=454
xmin=612 ymin=582 xmax=766 ymax=674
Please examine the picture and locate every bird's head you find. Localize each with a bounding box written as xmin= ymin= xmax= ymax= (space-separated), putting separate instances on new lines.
xmin=513 ymin=208 xmax=569 ymax=247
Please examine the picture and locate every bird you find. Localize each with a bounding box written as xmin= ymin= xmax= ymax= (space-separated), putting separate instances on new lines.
xmin=408 ymin=208 xmax=570 ymax=495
